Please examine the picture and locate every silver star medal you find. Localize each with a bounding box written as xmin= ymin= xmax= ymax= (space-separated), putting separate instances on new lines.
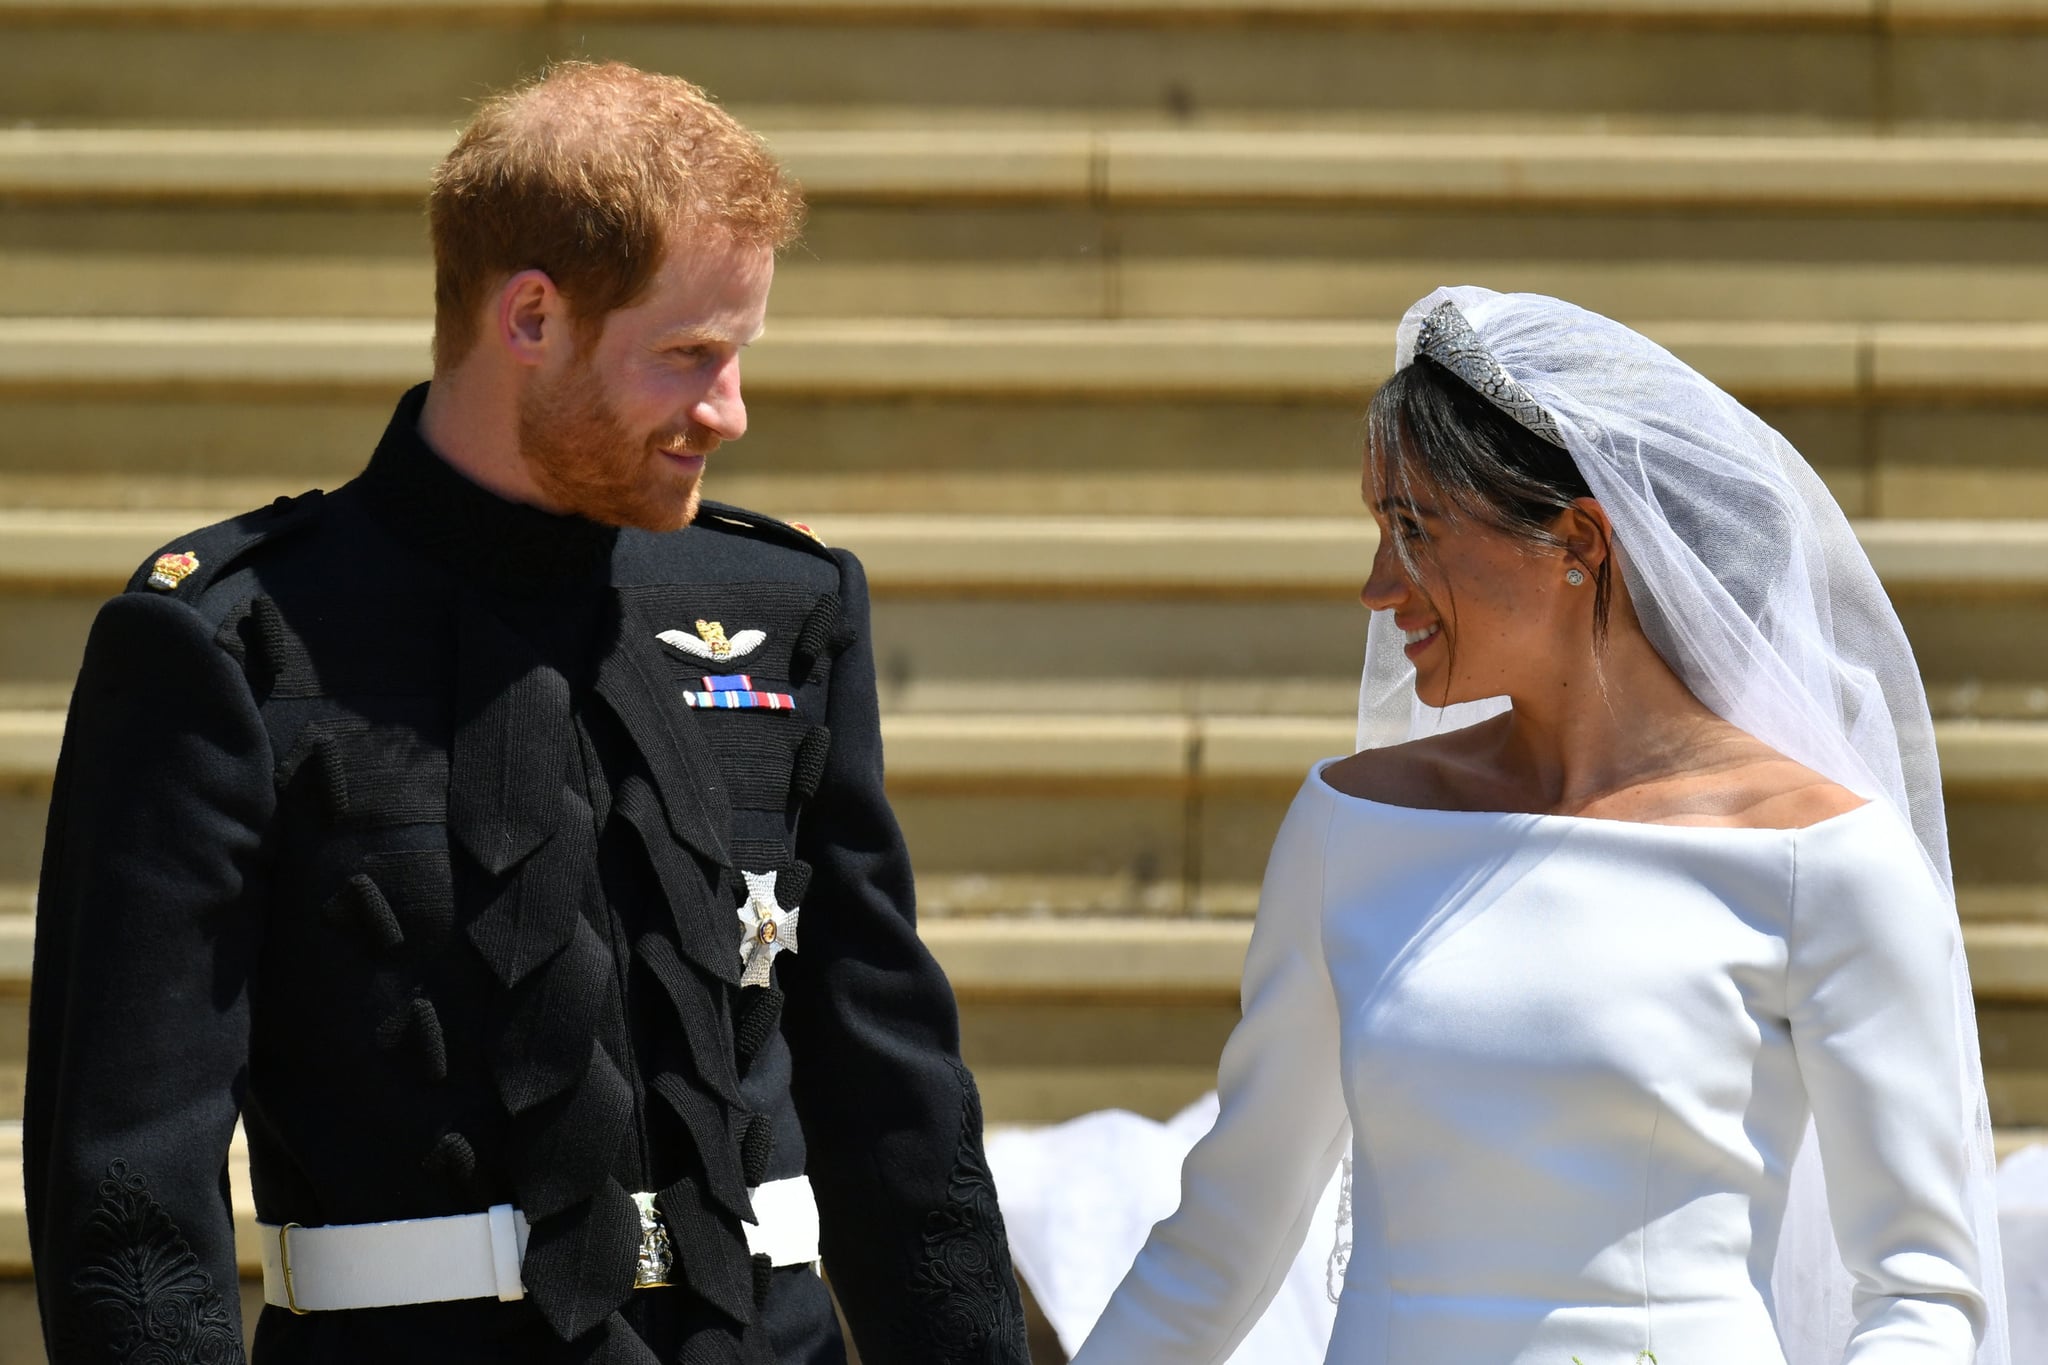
xmin=737 ymin=870 xmax=799 ymax=988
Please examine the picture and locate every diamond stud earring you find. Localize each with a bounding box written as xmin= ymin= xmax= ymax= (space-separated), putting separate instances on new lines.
xmin=1565 ymin=568 xmax=1587 ymax=587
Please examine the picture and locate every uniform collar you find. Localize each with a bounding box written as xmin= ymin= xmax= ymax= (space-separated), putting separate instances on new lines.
xmin=359 ymin=382 xmax=619 ymax=596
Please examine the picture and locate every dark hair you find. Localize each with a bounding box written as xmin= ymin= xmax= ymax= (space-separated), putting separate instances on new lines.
xmin=1365 ymin=355 xmax=1614 ymax=647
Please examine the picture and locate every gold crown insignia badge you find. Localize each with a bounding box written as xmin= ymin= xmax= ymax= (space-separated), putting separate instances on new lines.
xmin=147 ymin=551 xmax=200 ymax=592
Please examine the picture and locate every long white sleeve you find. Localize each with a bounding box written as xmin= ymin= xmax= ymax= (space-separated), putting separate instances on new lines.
xmin=1787 ymin=818 xmax=1990 ymax=1362
xmin=1073 ymin=782 xmax=1351 ymax=1365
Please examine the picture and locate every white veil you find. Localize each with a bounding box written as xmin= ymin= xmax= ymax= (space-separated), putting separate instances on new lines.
xmin=1353 ymin=286 xmax=2008 ymax=1365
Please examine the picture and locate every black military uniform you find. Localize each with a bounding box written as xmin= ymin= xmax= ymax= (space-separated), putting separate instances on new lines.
xmin=25 ymin=384 xmax=1030 ymax=1365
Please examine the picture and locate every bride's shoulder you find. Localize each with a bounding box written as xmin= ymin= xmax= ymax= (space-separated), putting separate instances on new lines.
xmin=1727 ymin=769 xmax=1868 ymax=831
xmin=1663 ymin=725 xmax=1869 ymax=831
xmin=1318 ymin=718 xmax=1505 ymax=812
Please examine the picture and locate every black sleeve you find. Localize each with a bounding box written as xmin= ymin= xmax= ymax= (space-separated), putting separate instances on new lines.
xmin=780 ymin=549 xmax=1029 ymax=1364
xmin=25 ymin=592 xmax=274 ymax=1362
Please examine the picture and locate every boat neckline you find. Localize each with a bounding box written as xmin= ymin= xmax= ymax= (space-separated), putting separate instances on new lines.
xmin=1308 ymin=757 xmax=1880 ymax=836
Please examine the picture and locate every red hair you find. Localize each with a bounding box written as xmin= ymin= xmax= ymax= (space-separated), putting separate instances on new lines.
xmin=427 ymin=60 xmax=804 ymax=372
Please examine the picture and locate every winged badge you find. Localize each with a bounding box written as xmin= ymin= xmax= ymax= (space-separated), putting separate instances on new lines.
xmin=658 ymin=619 xmax=766 ymax=663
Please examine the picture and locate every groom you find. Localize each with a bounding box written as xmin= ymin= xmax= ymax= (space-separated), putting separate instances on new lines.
xmin=25 ymin=60 xmax=1028 ymax=1364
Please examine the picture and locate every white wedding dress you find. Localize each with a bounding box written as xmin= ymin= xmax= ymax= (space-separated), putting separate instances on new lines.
xmin=1072 ymin=760 xmax=1989 ymax=1365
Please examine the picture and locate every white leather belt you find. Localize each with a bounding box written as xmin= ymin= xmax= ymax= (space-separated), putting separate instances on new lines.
xmin=259 ymin=1176 xmax=820 ymax=1313
xmin=745 ymin=1173 xmax=822 ymax=1269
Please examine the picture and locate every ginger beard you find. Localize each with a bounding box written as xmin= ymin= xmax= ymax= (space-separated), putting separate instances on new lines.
xmin=515 ymin=351 xmax=709 ymax=533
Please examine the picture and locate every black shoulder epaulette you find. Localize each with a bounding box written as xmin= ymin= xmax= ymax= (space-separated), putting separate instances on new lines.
xmin=693 ymin=499 xmax=836 ymax=564
xmin=123 ymin=489 xmax=327 ymax=598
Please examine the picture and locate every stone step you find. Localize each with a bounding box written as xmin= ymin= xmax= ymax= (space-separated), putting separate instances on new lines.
xmin=8 ymin=3 xmax=2048 ymax=130
xmin=9 ymin=130 xmax=2048 ymax=347
xmin=9 ymin=514 xmax=2048 ymax=696
xmin=13 ymin=170 xmax=2048 ymax=332
xmin=6 ymin=514 xmax=2048 ymax=735
xmin=5 ymin=389 xmax=2046 ymax=522
xmin=18 ymin=1104 xmax=2048 ymax=1288
xmin=15 ymin=126 xmax=2048 ymax=208
xmin=4 ymin=872 xmax=2047 ymax=919
xmin=0 ymin=914 xmax=2042 ymax=1131
xmin=1 ymin=914 xmax=2047 ymax=1283
xmin=13 ymin=510 xmax=2048 ymax=596
xmin=0 ymin=918 xmax=1263 ymax=1137
xmin=3 ymin=316 xmax=2047 ymax=401
xmin=1 ymin=0 xmax=2021 ymax=21
xmin=7 ymin=706 xmax=2048 ymax=912
xmin=0 ymin=903 xmax=2043 ymax=1000
xmin=19 ymin=509 xmax=2048 ymax=589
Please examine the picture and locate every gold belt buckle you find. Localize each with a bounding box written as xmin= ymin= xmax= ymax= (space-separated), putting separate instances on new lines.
xmin=277 ymin=1222 xmax=309 ymax=1315
xmin=631 ymin=1192 xmax=673 ymax=1289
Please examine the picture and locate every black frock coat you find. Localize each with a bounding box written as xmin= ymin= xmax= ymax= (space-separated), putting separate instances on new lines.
xmin=24 ymin=385 xmax=1029 ymax=1365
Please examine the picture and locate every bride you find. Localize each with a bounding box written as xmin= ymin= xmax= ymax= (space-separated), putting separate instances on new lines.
xmin=1069 ymin=288 xmax=2008 ymax=1364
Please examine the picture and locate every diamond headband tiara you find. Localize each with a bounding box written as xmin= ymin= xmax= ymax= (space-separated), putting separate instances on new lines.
xmin=1412 ymin=301 xmax=1567 ymax=449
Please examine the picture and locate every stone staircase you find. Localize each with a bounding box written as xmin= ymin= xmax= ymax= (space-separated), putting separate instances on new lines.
xmin=6 ymin=0 xmax=2048 ymax=1353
